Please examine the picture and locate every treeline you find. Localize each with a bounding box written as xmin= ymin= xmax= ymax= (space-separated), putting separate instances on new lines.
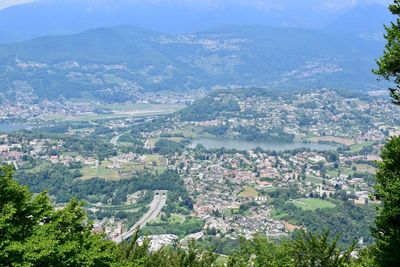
xmin=15 ymin=165 xmax=188 ymax=205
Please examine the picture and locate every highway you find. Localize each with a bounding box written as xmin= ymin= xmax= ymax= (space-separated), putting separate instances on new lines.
xmin=113 ymin=190 xmax=167 ymax=243
xmin=110 ymin=130 xmax=131 ymax=146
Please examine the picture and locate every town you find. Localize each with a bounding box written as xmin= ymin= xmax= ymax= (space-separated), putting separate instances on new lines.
xmin=0 ymin=88 xmax=396 ymax=251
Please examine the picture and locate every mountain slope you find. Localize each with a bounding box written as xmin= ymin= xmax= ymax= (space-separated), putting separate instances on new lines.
xmin=0 ymin=25 xmax=386 ymax=101
xmin=325 ymin=4 xmax=393 ymax=40
xmin=0 ymin=0 xmax=387 ymax=43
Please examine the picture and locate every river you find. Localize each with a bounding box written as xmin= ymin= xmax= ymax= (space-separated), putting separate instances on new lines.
xmin=190 ymin=137 xmax=337 ymax=151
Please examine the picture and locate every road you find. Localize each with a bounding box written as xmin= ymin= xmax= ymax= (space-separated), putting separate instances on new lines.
xmin=113 ymin=190 xmax=167 ymax=243
xmin=110 ymin=130 xmax=131 ymax=146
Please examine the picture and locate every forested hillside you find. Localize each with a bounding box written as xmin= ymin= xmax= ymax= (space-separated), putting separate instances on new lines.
xmin=0 ymin=25 xmax=386 ymax=102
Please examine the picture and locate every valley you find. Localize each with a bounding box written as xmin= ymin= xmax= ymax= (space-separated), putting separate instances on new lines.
xmin=1 ymin=87 xmax=397 ymax=251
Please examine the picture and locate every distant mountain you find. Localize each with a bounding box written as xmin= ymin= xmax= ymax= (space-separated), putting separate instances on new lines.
xmin=325 ymin=3 xmax=394 ymax=41
xmin=0 ymin=25 xmax=387 ymax=102
xmin=0 ymin=0 xmax=389 ymax=43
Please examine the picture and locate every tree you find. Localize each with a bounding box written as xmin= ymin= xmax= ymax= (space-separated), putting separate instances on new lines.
xmin=292 ymin=230 xmax=354 ymax=267
xmin=227 ymin=231 xmax=354 ymax=267
xmin=372 ymin=137 xmax=400 ymax=266
xmin=0 ymin=165 xmax=117 ymax=266
xmin=374 ymin=0 xmax=400 ymax=105
xmin=118 ymin=232 xmax=218 ymax=267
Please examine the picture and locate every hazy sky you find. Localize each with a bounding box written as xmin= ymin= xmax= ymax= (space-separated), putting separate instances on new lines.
xmin=0 ymin=0 xmax=35 ymax=10
xmin=0 ymin=0 xmax=391 ymax=11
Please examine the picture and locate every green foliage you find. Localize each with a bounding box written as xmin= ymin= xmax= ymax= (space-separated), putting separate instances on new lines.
xmin=117 ymin=232 xmax=218 ymax=267
xmin=228 ymin=236 xmax=294 ymax=267
xmin=0 ymin=165 xmax=118 ymax=266
xmin=203 ymin=125 xmax=230 ymax=136
xmin=291 ymin=231 xmax=354 ymax=267
xmin=374 ymin=0 xmax=400 ymax=104
xmin=228 ymin=231 xmax=355 ymax=267
xmin=179 ymin=96 xmax=240 ymax=122
xmin=16 ymin=167 xmax=187 ymax=204
xmin=372 ymin=136 xmax=400 ymax=266
xmin=269 ymin=188 xmax=375 ymax=247
xmin=234 ymin=126 xmax=294 ymax=143
xmin=154 ymin=139 xmax=186 ymax=155
xmin=141 ymin=218 xmax=204 ymax=237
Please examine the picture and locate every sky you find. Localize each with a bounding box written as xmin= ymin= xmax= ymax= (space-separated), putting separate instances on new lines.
xmin=0 ymin=0 xmax=35 ymax=10
xmin=0 ymin=0 xmax=391 ymax=11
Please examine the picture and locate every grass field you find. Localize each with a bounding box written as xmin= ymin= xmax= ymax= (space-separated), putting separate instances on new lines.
xmin=81 ymin=164 xmax=119 ymax=180
xmin=238 ymin=186 xmax=259 ymax=198
xmin=292 ymin=198 xmax=336 ymax=211
xmin=80 ymin=154 xmax=167 ymax=180
xmin=169 ymin=214 xmax=186 ymax=224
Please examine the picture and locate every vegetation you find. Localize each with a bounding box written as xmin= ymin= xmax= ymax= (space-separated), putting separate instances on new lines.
xmin=372 ymin=137 xmax=400 ymax=266
xmin=179 ymin=96 xmax=240 ymax=122
xmin=15 ymin=166 xmax=188 ymax=205
xmin=141 ymin=218 xmax=204 ymax=237
xmin=0 ymin=165 xmax=117 ymax=266
xmin=372 ymin=2 xmax=400 ymax=265
xmin=374 ymin=0 xmax=400 ymax=105
xmin=269 ymin=188 xmax=376 ymax=247
xmin=291 ymin=198 xmax=336 ymax=211
xmin=228 ymin=231 xmax=355 ymax=267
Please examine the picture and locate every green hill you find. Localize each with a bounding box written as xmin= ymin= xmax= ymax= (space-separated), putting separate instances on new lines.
xmin=0 ymin=25 xmax=385 ymax=101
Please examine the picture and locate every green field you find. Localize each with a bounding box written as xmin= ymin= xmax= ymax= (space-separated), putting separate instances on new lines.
xmin=169 ymin=214 xmax=186 ymax=224
xmin=152 ymin=213 xmax=186 ymax=224
xmin=81 ymin=163 xmax=119 ymax=180
xmin=292 ymin=198 xmax=336 ymax=211
xmin=80 ymin=155 xmax=167 ymax=180
xmin=238 ymin=186 xmax=259 ymax=198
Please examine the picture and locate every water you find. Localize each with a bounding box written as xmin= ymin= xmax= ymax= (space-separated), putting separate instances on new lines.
xmin=190 ymin=137 xmax=337 ymax=151
xmin=0 ymin=123 xmax=32 ymax=133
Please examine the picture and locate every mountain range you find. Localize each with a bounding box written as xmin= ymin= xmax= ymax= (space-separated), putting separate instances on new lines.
xmin=0 ymin=1 xmax=393 ymax=102
xmin=0 ymin=1 xmax=393 ymax=43
xmin=0 ymin=23 xmax=389 ymax=102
